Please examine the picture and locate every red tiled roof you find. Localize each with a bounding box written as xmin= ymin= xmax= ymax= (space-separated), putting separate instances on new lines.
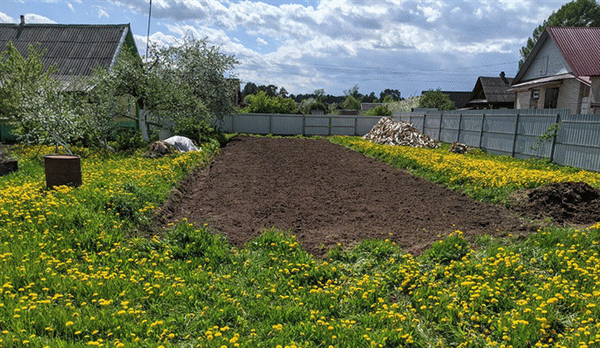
xmin=547 ymin=26 xmax=600 ymax=77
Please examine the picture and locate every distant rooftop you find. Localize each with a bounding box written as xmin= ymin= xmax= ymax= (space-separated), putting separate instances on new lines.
xmin=0 ymin=17 xmax=136 ymax=79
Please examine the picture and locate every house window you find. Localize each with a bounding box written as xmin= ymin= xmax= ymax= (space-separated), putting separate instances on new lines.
xmin=544 ymin=87 xmax=559 ymax=109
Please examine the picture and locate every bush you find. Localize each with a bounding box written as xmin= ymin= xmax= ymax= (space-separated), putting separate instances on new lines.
xmin=243 ymin=91 xmax=297 ymax=114
xmin=364 ymin=105 xmax=392 ymax=116
xmin=308 ymin=101 xmax=327 ymax=114
xmin=172 ymin=118 xmax=229 ymax=147
xmin=342 ymin=95 xmax=361 ymax=110
xmin=110 ymin=127 xmax=146 ymax=152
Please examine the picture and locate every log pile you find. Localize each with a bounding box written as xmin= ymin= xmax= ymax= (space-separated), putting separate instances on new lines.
xmin=363 ymin=117 xmax=439 ymax=148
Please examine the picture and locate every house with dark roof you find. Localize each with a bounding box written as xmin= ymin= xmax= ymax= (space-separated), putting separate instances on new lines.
xmin=466 ymin=74 xmax=515 ymax=109
xmin=0 ymin=16 xmax=139 ymax=90
xmin=510 ymin=26 xmax=600 ymax=114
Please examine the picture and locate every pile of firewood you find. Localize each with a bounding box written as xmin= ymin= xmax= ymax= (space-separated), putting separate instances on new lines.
xmin=363 ymin=117 xmax=439 ymax=148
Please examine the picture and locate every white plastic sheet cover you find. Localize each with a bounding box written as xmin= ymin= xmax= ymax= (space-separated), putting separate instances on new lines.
xmin=163 ymin=136 xmax=200 ymax=152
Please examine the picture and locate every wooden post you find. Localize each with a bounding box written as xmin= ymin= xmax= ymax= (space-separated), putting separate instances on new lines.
xmin=422 ymin=113 xmax=427 ymax=135
xmin=354 ymin=116 xmax=358 ymax=136
xmin=328 ymin=115 xmax=332 ymax=136
xmin=511 ymin=112 xmax=520 ymax=157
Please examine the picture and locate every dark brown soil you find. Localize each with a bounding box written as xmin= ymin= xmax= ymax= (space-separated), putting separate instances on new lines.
xmin=511 ymin=181 xmax=600 ymax=225
xmin=155 ymin=136 xmax=533 ymax=257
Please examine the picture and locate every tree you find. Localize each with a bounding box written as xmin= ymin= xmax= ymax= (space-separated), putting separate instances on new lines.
xmin=519 ymin=0 xmax=600 ymax=67
xmin=343 ymin=84 xmax=362 ymax=100
xmin=364 ymin=91 xmax=377 ymax=103
xmin=419 ymin=89 xmax=456 ymax=110
xmin=314 ymin=89 xmax=325 ymax=102
xmin=380 ymin=89 xmax=401 ymax=101
xmin=107 ymin=36 xmax=237 ymax=140
xmin=0 ymin=42 xmax=85 ymax=153
xmin=242 ymin=82 xmax=258 ymax=98
xmin=258 ymin=84 xmax=278 ymax=97
xmin=147 ymin=36 xmax=238 ymax=121
xmin=278 ymin=87 xmax=289 ymax=99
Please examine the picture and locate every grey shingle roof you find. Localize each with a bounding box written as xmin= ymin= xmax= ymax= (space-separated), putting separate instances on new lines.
xmin=471 ymin=76 xmax=515 ymax=103
xmin=0 ymin=23 xmax=133 ymax=77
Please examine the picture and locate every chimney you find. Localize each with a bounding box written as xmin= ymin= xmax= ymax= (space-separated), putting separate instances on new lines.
xmin=499 ymin=71 xmax=509 ymax=85
xmin=20 ymin=15 xmax=25 ymax=25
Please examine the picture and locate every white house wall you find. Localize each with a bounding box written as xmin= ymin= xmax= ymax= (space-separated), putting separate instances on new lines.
xmin=522 ymin=39 xmax=571 ymax=81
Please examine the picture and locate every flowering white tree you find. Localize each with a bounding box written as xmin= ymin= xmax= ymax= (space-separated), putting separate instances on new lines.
xmin=19 ymin=81 xmax=85 ymax=154
xmin=0 ymin=43 xmax=84 ymax=154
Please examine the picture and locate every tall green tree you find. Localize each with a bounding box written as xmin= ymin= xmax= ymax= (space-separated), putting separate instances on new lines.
xmin=419 ymin=89 xmax=456 ymax=110
xmin=519 ymin=0 xmax=600 ymax=67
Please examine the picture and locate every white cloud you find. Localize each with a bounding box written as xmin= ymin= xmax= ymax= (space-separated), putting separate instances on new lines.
xmin=68 ymin=3 xmax=75 ymax=11
xmin=256 ymin=37 xmax=268 ymax=46
xmin=0 ymin=12 xmax=14 ymax=23
xmin=108 ymin=0 xmax=573 ymax=94
xmin=98 ymin=9 xmax=109 ymax=18
xmin=24 ymin=14 xmax=57 ymax=24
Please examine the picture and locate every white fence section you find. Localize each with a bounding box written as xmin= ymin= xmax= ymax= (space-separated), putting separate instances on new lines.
xmin=218 ymin=113 xmax=383 ymax=137
xmin=218 ymin=110 xmax=600 ymax=172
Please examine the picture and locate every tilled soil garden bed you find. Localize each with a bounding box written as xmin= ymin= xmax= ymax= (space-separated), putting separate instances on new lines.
xmin=156 ymin=136 xmax=532 ymax=256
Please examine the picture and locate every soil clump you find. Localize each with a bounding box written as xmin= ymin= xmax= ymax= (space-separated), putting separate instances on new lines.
xmin=511 ymin=181 xmax=600 ymax=225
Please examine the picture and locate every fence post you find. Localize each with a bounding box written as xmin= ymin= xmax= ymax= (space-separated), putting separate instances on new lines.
xmin=422 ymin=113 xmax=427 ymax=135
xmin=550 ymin=112 xmax=561 ymax=162
xmin=302 ymin=114 xmax=306 ymax=136
xmin=269 ymin=114 xmax=273 ymax=134
xmin=232 ymin=114 xmax=236 ymax=134
xmin=354 ymin=116 xmax=358 ymax=136
xmin=511 ymin=112 xmax=520 ymax=157
xmin=438 ymin=112 xmax=443 ymax=141
xmin=478 ymin=113 xmax=485 ymax=149
xmin=328 ymin=115 xmax=332 ymax=136
xmin=457 ymin=113 xmax=463 ymax=143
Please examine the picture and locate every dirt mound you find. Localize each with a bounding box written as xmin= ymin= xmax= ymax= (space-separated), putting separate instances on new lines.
xmin=512 ymin=181 xmax=600 ymax=225
xmin=153 ymin=136 xmax=532 ymax=257
xmin=363 ymin=117 xmax=438 ymax=148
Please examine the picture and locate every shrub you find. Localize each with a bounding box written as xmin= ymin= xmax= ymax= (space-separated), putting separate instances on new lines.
xmin=110 ymin=127 xmax=146 ymax=152
xmin=364 ymin=105 xmax=392 ymax=116
xmin=243 ymin=91 xmax=297 ymax=114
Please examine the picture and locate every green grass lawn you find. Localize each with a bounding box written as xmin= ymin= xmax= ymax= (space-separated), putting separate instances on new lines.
xmin=0 ymin=138 xmax=598 ymax=348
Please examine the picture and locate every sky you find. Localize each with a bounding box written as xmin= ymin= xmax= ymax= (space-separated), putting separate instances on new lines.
xmin=0 ymin=0 xmax=574 ymax=98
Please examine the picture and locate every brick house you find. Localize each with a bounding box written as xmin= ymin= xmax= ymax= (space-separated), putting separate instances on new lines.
xmin=510 ymin=27 xmax=600 ymax=114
